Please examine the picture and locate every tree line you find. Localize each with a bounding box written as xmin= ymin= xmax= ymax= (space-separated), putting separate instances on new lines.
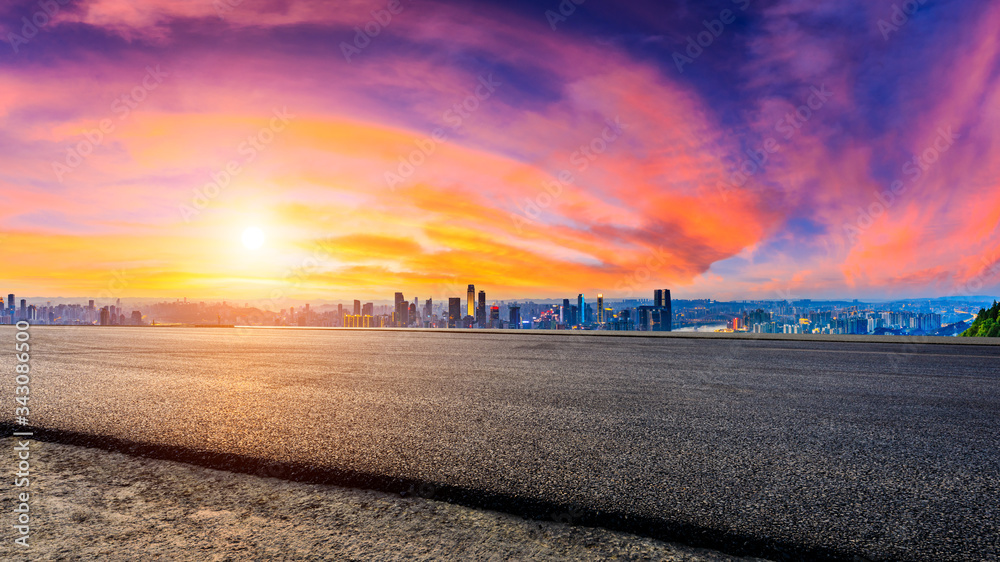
xmin=960 ymin=301 xmax=1000 ymax=337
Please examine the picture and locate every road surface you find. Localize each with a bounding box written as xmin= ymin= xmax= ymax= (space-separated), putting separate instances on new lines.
xmin=4 ymin=327 xmax=999 ymax=561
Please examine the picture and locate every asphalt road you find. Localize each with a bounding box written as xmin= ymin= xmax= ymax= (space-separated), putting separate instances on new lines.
xmin=4 ymin=326 xmax=1000 ymax=561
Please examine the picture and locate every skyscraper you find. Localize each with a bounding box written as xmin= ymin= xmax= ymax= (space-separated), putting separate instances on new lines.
xmin=19 ymin=299 xmax=26 ymax=321
xmin=597 ymin=294 xmax=604 ymax=324
xmin=663 ymin=289 xmax=672 ymax=331
xmin=562 ymin=298 xmax=570 ymax=324
xmin=636 ymin=306 xmax=654 ymax=331
xmin=448 ymin=298 xmax=462 ymax=328
xmin=353 ymin=300 xmax=361 ymax=316
xmin=476 ymin=290 xmax=486 ymax=327
xmin=467 ymin=284 xmax=475 ymax=318
xmin=7 ymin=294 xmax=14 ymax=318
xmin=394 ymin=292 xmax=406 ymax=326
xmin=639 ymin=289 xmax=673 ymax=331
xmin=509 ymin=306 xmax=521 ymax=328
xmin=424 ymin=298 xmax=432 ymax=320
xmin=577 ymin=294 xmax=585 ymax=325
xmin=489 ymin=306 xmax=500 ymax=328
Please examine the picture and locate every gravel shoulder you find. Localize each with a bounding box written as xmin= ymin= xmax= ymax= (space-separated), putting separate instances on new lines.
xmin=3 ymin=438 xmax=769 ymax=561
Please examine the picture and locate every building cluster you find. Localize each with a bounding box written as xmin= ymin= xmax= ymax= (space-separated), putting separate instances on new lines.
xmin=724 ymin=307 xmax=944 ymax=335
xmin=335 ymin=286 xmax=674 ymax=331
xmin=0 ymin=294 xmax=144 ymax=326
xmin=20 ymin=289 xmax=670 ymax=330
xmin=5 ymin=289 xmax=974 ymax=336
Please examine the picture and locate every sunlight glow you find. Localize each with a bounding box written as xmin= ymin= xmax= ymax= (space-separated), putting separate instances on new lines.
xmin=242 ymin=227 xmax=265 ymax=250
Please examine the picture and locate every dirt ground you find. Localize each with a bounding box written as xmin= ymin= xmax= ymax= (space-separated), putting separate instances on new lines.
xmin=2 ymin=438 xmax=769 ymax=561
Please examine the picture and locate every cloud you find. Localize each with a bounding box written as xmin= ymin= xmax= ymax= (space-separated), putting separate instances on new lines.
xmin=2 ymin=0 xmax=999 ymax=301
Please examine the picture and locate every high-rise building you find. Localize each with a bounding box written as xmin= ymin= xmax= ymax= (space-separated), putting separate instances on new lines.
xmin=636 ymin=290 xmax=672 ymax=331
xmin=467 ymin=285 xmax=475 ymax=318
xmin=362 ymin=302 xmax=374 ymax=317
xmin=509 ymin=306 xmax=521 ymax=328
xmin=448 ymin=298 xmax=462 ymax=328
xmin=577 ymin=294 xmax=585 ymax=325
xmin=476 ymin=290 xmax=486 ymax=327
xmin=562 ymin=298 xmax=570 ymax=324
xmin=636 ymin=306 xmax=655 ymax=331
xmin=19 ymin=299 xmax=26 ymax=321
xmin=489 ymin=306 xmax=500 ymax=328
xmin=662 ymin=289 xmax=672 ymax=331
xmin=353 ymin=300 xmax=361 ymax=316
xmin=408 ymin=303 xmax=416 ymax=326
xmin=395 ymin=292 xmax=406 ymax=327
xmin=597 ymin=294 xmax=604 ymax=324
xmin=424 ymin=298 xmax=432 ymax=320
xmin=7 ymin=294 xmax=13 ymax=314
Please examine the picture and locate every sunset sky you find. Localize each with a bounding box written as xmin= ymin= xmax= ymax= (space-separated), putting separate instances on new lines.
xmin=2 ymin=0 xmax=999 ymax=303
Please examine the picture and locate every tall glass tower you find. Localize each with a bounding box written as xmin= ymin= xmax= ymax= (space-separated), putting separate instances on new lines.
xmin=467 ymin=284 xmax=475 ymax=318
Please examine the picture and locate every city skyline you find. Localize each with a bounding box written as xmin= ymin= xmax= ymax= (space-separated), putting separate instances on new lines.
xmin=3 ymin=284 xmax=985 ymax=339
xmin=5 ymin=285 xmax=1000 ymax=307
xmin=2 ymin=1 xmax=1000 ymax=302
xmin=6 ymin=289 xmax=999 ymax=308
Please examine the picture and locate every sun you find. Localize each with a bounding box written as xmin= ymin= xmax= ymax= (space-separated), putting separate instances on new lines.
xmin=241 ymin=226 xmax=265 ymax=250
